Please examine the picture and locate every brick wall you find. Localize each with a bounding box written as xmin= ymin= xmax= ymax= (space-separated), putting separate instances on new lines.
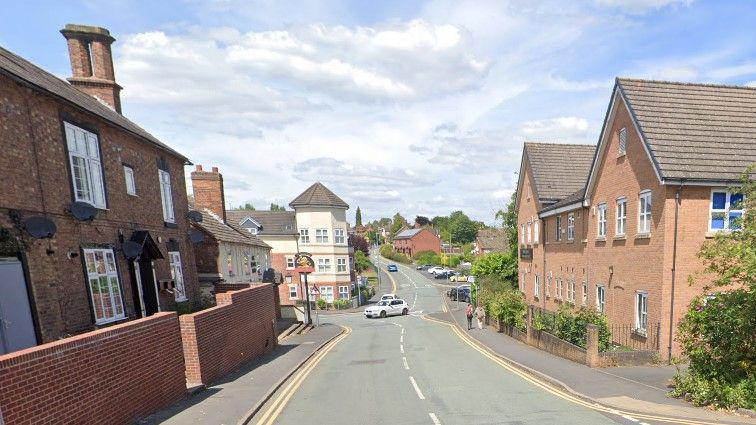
xmin=0 ymin=312 xmax=186 ymax=425
xmin=179 ymin=284 xmax=277 ymax=385
xmin=0 ymin=72 xmax=199 ymax=342
xmin=271 ymin=252 xmax=302 ymax=306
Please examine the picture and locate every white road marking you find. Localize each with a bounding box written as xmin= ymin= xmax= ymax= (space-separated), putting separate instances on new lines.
xmin=400 ymin=335 xmax=404 ymax=343
xmin=409 ymin=376 xmax=425 ymax=400
xmin=400 ymin=344 xmax=404 ymax=353
xmin=428 ymin=412 xmax=441 ymax=425
xmin=639 ymin=423 xmax=650 ymax=425
xmin=621 ymin=415 xmax=639 ymax=422
xmin=401 ymin=328 xmax=405 ymax=335
xmin=402 ymin=356 xmax=409 ymax=370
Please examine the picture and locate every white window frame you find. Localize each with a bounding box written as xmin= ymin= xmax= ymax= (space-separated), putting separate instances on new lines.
xmin=286 ymin=256 xmax=295 ymax=269
xmin=616 ymin=197 xmax=627 ymax=236
xmin=635 ymin=291 xmax=648 ymax=333
xmin=638 ymin=190 xmax=652 ymax=234
xmin=596 ymin=285 xmax=606 ymax=313
xmin=533 ymin=219 xmax=539 ymax=244
xmin=321 ymin=286 xmax=334 ymax=303
xmin=520 ymin=224 xmax=525 ymax=244
xmin=65 ymin=122 xmax=106 ymax=209
xmin=338 ymin=285 xmax=349 ymax=299
xmin=159 ymin=169 xmax=175 ymax=223
xmin=284 ymin=275 xmax=292 ymax=284
xmin=124 ymin=165 xmax=136 ymax=196
xmin=709 ymin=189 xmax=745 ymax=232
xmin=83 ymin=248 xmax=125 ymax=324
xmin=169 ymin=251 xmax=187 ymax=302
xmin=568 ymin=279 xmax=575 ymax=302
xmin=556 ymin=278 xmax=563 ymax=300
xmin=299 ymin=228 xmax=310 ymax=244
xmin=534 ymin=274 xmax=540 ymax=298
xmin=618 ymin=127 xmax=627 ymax=156
xmin=336 ymin=257 xmax=347 ymax=273
xmin=582 ymin=280 xmax=587 ymax=306
xmin=334 ymin=228 xmax=345 ymax=244
xmin=317 ymin=258 xmax=332 ymax=273
xmin=567 ymin=213 xmax=575 ymax=241
xmin=597 ymin=203 xmax=607 ymax=237
xmin=315 ymin=228 xmax=329 ymax=243
xmin=288 ymin=284 xmax=298 ymax=299
xmin=555 ymin=216 xmax=562 ymax=242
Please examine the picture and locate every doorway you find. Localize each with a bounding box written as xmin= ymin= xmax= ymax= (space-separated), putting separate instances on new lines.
xmin=129 ymin=259 xmax=159 ymax=318
xmin=0 ymin=257 xmax=38 ymax=355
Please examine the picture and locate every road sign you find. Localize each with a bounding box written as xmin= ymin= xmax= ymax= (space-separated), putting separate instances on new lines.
xmin=310 ymin=286 xmax=320 ymax=296
xmin=295 ymin=252 xmax=315 ymax=273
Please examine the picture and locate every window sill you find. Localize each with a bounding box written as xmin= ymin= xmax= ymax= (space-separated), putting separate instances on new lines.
xmin=632 ymin=329 xmax=648 ymax=338
xmin=95 ymin=315 xmax=128 ymax=326
xmin=595 ymin=237 xmax=606 ymax=242
xmin=164 ymin=221 xmax=178 ymax=229
xmin=581 ymin=239 xmax=588 ymax=244
xmin=566 ymin=239 xmax=574 ymax=244
xmin=635 ymin=233 xmax=651 ymax=240
xmin=613 ymin=235 xmax=626 ymax=240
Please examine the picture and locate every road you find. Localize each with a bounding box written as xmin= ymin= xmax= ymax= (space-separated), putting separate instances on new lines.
xmin=253 ymin=254 xmax=659 ymax=425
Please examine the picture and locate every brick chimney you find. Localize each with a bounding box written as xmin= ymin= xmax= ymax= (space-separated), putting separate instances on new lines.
xmin=61 ymin=24 xmax=122 ymax=113
xmin=191 ymin=165 xmax=226 ymax=223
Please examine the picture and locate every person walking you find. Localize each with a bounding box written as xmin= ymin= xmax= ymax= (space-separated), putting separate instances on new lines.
xmin=465 ymin=303 xmax=474 ymax=330
xmin=475 ymin=305 xmax=486 ymax=330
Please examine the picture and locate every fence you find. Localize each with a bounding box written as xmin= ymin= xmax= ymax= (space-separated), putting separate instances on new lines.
xmin=607 ymin=322 xmax=661 ymax=352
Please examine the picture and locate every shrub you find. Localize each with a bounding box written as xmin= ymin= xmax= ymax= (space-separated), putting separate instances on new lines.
xmin=485 ymin=288 xmax=527 ymax=331
xmin=379 ymin=244 xmax=411 ymax=264
xmin=552 ymin=305 xmax=611 ymax=350
xmin=414 ymin=250 xmax=442 ymax=265
xmin=316 ymin=298 xmax=327 ymax=310
xmin=471 ymin=252 xmax=517 ymax=288
xmin=333 ymin=299 xmax=351 ymax=310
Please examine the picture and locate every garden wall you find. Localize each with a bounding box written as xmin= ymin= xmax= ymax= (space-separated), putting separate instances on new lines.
xmin=0 ymin=313 xmax=186 ymax=425
xmin=180 ymin=284 xmax=277 ymax=385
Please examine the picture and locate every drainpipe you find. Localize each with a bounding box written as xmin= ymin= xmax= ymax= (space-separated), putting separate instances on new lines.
xmin=542 ymin=218 xmax=547 ymax=311
xmin=668 ymin=184 xmax=683 ymax=363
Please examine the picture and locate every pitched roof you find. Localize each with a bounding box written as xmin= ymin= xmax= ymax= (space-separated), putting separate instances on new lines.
xmin=539 ymin=188 xmax=586 ymax=214
xmin=524 ymin=142 xmax=596 ymax=202
xmin=0 ymin=46 xmax=189 ymax=163
xmin=226 ymin=210 xmax=298 ymax=236
xmin=617 ymin=78 xmax=756 ymax=182
xmin=289 ymin=182 xmax=349 ymax=209
xmin=475 ymin=228 xmax=508 ymax=252
xmin=394 ymin=228 xmax=423 ymax=239
xmin=193 ymin=210 xmax=270 ymax=248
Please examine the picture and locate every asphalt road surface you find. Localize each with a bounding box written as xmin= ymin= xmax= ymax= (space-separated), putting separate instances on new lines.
xmin=254 ymin=254 xmax=662 ymax=425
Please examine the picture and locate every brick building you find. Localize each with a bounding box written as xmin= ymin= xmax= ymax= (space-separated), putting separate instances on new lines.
xmin=189 ymin=166 xmax=271 ymax=294
xmin=516 ymin=78 xmax=754 ymax=360
xmin=473 ymin=228 xmax=508 ymax=257
xmin=0 ymin=25 xmax=197 ymax=354
xmin=393 ymin=228 xmax=441 ymax=258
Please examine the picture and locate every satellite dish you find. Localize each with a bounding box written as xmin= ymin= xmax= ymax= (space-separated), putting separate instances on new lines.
xmin=187 ymin=210 xmax=203 ymax=223
xmin=69 ymin=201 xmax=97 ymax=221
xmin=122 ymin=241 xmax=142 ymax=260
xmin=189 ymin=229 xmax=205 ymax=243
xmin=24 ymin=216 xmax=57 ymax=239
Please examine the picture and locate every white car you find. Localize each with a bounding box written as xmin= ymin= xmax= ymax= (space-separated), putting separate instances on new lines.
xmin=428 ymin=266 xmax=444 ymax=275
xmin=364 ymin=299 xmax=409 ymax=318
xmin=380 ymin=294 xmax=397 ymax=301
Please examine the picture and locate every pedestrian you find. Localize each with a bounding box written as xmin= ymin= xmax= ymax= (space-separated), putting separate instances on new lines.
xmin=475 ymin=305 xmax=486 ymax=330
xmin=465 ymin=303 xmax=473 ymax=330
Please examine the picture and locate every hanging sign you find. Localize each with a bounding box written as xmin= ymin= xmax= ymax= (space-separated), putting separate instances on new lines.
xmin=295 ymin=252 xmax=315 ymax=273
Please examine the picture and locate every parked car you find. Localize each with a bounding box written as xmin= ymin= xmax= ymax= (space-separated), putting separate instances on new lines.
xmin=364 ymin=299 xmax=409 ymax=318
xmin=428 ymin=266 xmax=444 ymax=274
xmin=435 ymin=271 xmax=456 ymax=280
xmin=451 ymin=274 xmax=469 ymax=282
xmin=450 ymin=286 xmax=471 ymax=302
xmin=387 ymin=264 xmax=398 ymax=272
xmin=380 ymin=294 xmax=397 ymax=301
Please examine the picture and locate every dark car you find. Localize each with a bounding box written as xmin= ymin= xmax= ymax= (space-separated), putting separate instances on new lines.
xmin=434 ymin=271 xmax=455 ymax=280
xmin=450 ymin=287 xmax=471 ymax=302
xmin=387 ymin=264 xmax=398 ymax=272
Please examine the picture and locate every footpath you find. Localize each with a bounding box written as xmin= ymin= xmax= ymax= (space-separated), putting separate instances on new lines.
xmin=428 ymin=306 xmax=755 ymax=424
xmin=140 ymin=324 xmax=343 ymax=425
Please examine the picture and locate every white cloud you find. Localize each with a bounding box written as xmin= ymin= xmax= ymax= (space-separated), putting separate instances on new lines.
xmin=521 ymin=117 xmax=591 ymax=136
xmin=594 ymin=0 xmax=693 ymax=14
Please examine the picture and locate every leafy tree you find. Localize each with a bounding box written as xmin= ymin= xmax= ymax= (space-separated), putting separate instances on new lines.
xmin=353 ymin=250 xmax=372 ymax=272
xmin=390 ymin=213 xmax=407 ymax=237
xmin=349 ymin=234 xmax=369 ymax=255
xmin=495 ymin=191 xmax=519 ymax=257
xmin=355 ymin=207 xmax=363 ymax=226
xmin=670 ymin=168 xmax=756 ymax=409
xmin=415 ymin=215 xmax=431 ymax=226
xmin=269 ymin=203 xmax=285 ymax=211
xmin=413 ymin=250 xmax=442 ymax=266
xmin=471 ymin=252 xmax=517 ymax=288
xmin=448 ymin=210 xmax=481 ymax=244
xmin=237 ymin=202 xmax=255 ymax=210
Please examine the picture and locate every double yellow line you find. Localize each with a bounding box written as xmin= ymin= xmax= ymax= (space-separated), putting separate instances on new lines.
xmin=253 ymin=326 xmax=352 ymax=425
xmin=422 ymin=315 xmax=722 ymax=425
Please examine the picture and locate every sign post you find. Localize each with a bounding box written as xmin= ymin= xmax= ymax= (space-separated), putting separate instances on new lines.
xmin=295 ymin=253 xmax=315 ymax=325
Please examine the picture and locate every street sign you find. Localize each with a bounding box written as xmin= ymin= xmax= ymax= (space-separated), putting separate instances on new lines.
xmin=520 ymin=247 xmax=533 ymax=260
xmin=310 ymin=286 xmax=320 ymax=296
xmin=295 ymin=252 xmax=315 ymax=273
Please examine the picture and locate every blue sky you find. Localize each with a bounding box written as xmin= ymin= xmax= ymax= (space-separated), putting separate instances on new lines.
xmin=2 ymin=0 xmax=755 ymax=224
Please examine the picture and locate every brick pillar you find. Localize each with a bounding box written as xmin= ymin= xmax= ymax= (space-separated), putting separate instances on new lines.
xmin=526 ymin=305 xmax=534 ymax=346
xmin=586 ymin=324 xmax=600 ymax=367
xmin=191 ymin=165 xmax=226 ymax=222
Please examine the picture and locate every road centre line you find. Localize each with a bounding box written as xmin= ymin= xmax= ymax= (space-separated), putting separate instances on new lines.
xmin=402 ymin=356 xmax=409 ymax=370
xmin=400 ymin=335 xmax=404 ymax=343
xmin=409 ymin=376 xmax=425 ymax=400
xmin=400 ymin=344 xmax=404 ymax=353
xmin=428 ymin=412 xmax=441 ymax=425
xmin=401 ymin=328 xmax=405 ymax=335
xmin=420 ymin=314 xmax=722 ymax=425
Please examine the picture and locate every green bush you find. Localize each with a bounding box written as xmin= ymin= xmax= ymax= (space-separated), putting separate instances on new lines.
xmin=379 ymin=244 xmax=411 ymax=264
xmin=669 ymin=373 xmax=755 ymax=410
xmin=316 ymin=298 xmax=327 ymax=310
xmin=333 ymin=299 xmax=351 ymax=310
xmin=414 ymin=250 xmax=442 ymax=265
xmin=486 ymin=289 xmax=527 ymax=331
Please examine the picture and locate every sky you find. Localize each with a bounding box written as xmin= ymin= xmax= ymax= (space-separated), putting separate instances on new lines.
xmin=2 ymin=0 xmax=755 ymax=225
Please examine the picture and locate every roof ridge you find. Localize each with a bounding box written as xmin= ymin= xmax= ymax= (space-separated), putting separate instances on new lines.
xmin=524 ymin=141 xmax=596 ymax=148
xmin=618 ymin=77 xmax=756 ymax=92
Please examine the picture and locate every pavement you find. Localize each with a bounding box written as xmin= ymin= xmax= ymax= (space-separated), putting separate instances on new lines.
xmin=140 ymin=324 xmax=344 ymax=425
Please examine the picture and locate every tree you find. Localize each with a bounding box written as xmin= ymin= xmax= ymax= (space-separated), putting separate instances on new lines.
xmin=448 ymin=210 xmax=481 ymax=244
xmin=496 ymin=191 xmax=519 ymax=258
xmin=390 ymin=213 xmax=407 ymax=237
xmin=269 ymin=203 xmax=285 ymax=211
xmin=355 ymin=207 xmax=363 ymax=226
xmin=471 ymin=252 xmax=517 ymax=288
xmin=238 ymin=202 xmax=255 ymax=210
xmin=349 ymin=234 xmax=369 ymax=255
xmin=415 ymin=215 xmax=430 ymax=227
xmin=353 ymin=250 xmax=372 ymax=273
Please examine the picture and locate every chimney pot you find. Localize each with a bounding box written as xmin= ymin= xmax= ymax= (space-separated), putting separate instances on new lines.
xmin=196 ymin=165 xmax=203 ymax=171
xmin=211 ymin=167 xmax=219 ymax=173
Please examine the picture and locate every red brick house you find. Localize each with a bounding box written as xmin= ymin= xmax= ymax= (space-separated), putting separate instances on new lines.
xmin=393 ymin=228 xmax=441 ymax=258
xmin=473 ymin=228 xmax=508 ymax=257
xmin=516 ymin=78 xmax=754 ymax=360
xmin=0 ymin=25 xmax=198 ymax=354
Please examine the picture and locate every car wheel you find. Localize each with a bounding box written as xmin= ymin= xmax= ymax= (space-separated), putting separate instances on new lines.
xmin=403 ymin=308 xmax=409 ymax=315
xmin=380 ymin=310 xmax=386 ymax=318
